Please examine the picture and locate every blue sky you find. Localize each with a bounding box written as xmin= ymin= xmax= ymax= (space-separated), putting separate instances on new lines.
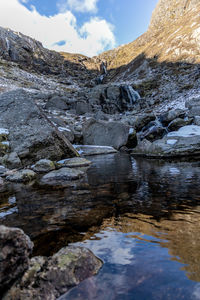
xmin=0 ymin=0 xmax=158 ymax=56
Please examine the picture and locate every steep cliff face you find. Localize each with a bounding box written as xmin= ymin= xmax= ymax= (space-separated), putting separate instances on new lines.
xmin=97 ymin=0 xmax=200 ymax=104
xmin=149 ymin=0 xmax=199 ymax=30
xmin=99 ymin=0 xmax=200 ymax=69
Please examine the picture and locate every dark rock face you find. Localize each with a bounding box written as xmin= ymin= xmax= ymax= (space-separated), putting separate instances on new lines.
xmin=4 ymin=246 xmax=103 ymax=300
xmin=0 ymin=26 xmax=64 ymax=75
xmin=141 ymin=120 xmax=167 ymax=142
xmin=83 ymin=119 xmax=129 ymax=150
xmin=0 ymin=225 xmax=33 ymax=293
xmin=0 ymin=89 xmax=72 ymax=165
xmin=159 ymin=109 xmax=186 ymax=126
xmin=86 ymin=84 xmax=141 ymax=114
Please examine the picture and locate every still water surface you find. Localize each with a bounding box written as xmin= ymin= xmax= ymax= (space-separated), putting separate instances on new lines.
xmin=1 ymin=153 xmax=200 ymax=299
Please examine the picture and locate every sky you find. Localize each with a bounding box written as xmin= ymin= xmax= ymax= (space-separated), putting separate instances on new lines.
xmin=0 ymin=0 xmax=158 ymax=57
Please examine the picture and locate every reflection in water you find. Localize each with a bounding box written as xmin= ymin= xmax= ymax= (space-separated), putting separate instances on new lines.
xmin=1 ymin=153 xmax=200 ymax=299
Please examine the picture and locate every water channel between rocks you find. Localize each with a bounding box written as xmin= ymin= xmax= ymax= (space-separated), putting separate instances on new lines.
xmin=1 ymin=153 xmax=200 ymax=300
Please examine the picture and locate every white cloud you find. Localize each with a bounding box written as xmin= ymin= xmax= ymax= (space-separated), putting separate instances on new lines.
xmin=58 ymin=0 xmax=99 ymax=13
xmin=0 ymin=0 xmax=116 ymax=57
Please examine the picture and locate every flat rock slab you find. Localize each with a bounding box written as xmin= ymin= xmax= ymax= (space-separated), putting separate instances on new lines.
xmin=0 ymin=89 xmax=70 ymax=164
xmin=132 ymin=125 xmax=200 ymax=158
xmin=41 ymin=167 xmax=85 ymax=184
xmin=74 ymin=145 xmax=117 ymax=156
xmin=4 ymin=246 xmax=103 ymax=300
xmin=57 ymin=157 xmax=92 ymax=168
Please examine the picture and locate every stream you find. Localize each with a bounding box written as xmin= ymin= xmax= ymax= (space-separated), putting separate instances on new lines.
xmin=1 ymin=153 xmax=200 ymax=299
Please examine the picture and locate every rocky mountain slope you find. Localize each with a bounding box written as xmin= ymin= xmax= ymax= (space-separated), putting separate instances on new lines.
xmin=97 ymin=0 xmax=200 ymax=105
xmin=1 ymin=0 xmax=200 ymax=169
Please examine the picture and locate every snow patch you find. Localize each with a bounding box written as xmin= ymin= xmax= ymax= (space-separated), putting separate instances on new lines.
xmin=168 ymin=125 xmax=200 ymax=138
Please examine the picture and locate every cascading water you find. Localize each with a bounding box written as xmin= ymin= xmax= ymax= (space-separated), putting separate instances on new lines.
xmin=121 ymin=85 xmax=141 ymax=106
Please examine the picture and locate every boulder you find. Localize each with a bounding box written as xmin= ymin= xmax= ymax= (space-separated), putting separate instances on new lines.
xmin=132 ymin=125 xmax=200 ymax=158
xmin=2 ymin=152 xmax=22 ymax=169
xmin=0 ymin=226 xmax=33 ymax=293
xmin=167 ymin=117 xmax=193 ymax=131
xmin=132 ymin=114 xmax=155 ymax=131
xmin=83 ymin=119 xmax=129 ymax=150
xmin=126 ymin=128 xmax=138 ymax=148
xmin=6 ymin=169 xmax=36 ymax=183
xmin=45 ymin=96 xmax=68 ymax=111
xmin=194 ymin=116 xmax=200 ymax=126
xmin=75 ymin=101 xmax=92 ymax=115
xmin=159 ymin=109 xmax=186 ymax=126
xmin=32 ymin=159 xmax=55 ymax=173
xmin=141 ymin=120 xmax=167 ymax=142
xmin=0 ymin=89 xmax=73 ymax=165
xmin=41 ymin=167 xmax=85 ymax=184
xmin=4 ymin=246 xmax=102 ymax=300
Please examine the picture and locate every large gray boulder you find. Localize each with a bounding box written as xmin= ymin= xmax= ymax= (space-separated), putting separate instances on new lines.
xmin=132 ymin=125 xmax=200 ymax=157
xmin=0 ymin=90 xmax=72 ymax=165
xmin=4 ymin=246 xmax=103 ymax=300
xmin=0 ymin=226 xmax=33 ymax=293
xmin=83 ymin=119 xmax=129 ymax=150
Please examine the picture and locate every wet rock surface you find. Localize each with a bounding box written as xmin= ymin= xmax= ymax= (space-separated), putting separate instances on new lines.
xmin=0 ymin=225 xmax=33 ymax=293
xmin=41 ymin=167 xmax=86 ymax=184
xmin=57 ymin=157 xmax=92 ymax=168
xmin=4 ymin=246 xmax=102 ymax=300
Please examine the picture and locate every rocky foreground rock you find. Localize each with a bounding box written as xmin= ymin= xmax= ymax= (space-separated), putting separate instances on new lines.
xmin=0 ymin=226 xmax=33 ymax=293
xmin=0 ymin=89 xmax=77 ymax=165
xmin=0 ymin=226 xmax=103 ymax=299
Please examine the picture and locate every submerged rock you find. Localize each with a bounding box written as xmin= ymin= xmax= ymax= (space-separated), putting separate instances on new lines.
xmin=0 ymin=225 xmax=33 ymax=293
xmin=4 ymin=246 xmax=103 ymax=300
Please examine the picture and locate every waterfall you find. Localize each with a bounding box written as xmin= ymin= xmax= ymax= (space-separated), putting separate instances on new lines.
xmin=121 ymin=85 xmax=141 ymax=106
xmin=5 ymin=38 xmax=10 ymax=51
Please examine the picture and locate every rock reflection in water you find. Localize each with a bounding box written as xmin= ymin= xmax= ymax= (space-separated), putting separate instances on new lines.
xmin=1 ymin=153 xmax=200 ymax=298
xmin=60 ymin=209 xmax=200 ymax=300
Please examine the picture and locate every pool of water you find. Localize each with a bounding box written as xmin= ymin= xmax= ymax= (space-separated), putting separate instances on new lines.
xmin=1 ymin=153 xmax=200 ymax=299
